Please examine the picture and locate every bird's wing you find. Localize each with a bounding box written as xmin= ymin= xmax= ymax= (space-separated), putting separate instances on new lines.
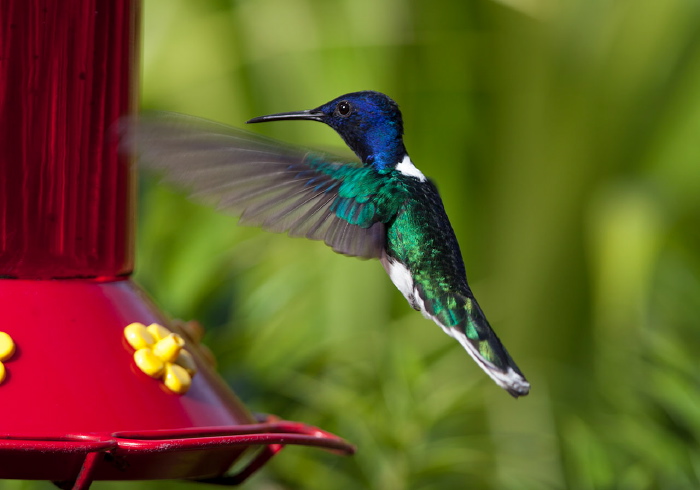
xmin=119 ymin=112 xmax=386 ymax=259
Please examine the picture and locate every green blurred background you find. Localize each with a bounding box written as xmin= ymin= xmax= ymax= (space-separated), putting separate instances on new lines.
xmin=11 ymin=0 xmax=700 ymax=489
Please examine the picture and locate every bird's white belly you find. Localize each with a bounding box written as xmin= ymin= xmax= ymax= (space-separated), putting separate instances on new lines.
xmin=382 ymin=256 xmax=431 ymax=320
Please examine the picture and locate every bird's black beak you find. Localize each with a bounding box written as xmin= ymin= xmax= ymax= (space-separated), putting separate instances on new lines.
xmin=246 ymin=109 xmax=324 ymax=124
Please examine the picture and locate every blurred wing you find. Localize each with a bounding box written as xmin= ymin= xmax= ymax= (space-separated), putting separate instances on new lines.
xmin=120 ymin=113 xmax=385 ymax=259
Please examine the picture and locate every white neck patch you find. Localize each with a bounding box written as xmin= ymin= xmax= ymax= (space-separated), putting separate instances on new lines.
xmin=395 ymin=155 xmax=427 ymax=182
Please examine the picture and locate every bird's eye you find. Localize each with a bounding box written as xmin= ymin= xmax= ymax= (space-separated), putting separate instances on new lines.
xmin=336 ymin=101 xmax=352 ymax=116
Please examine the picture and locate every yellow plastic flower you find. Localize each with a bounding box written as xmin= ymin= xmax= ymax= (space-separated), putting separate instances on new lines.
xmin=0 ymin=331 xmax=16 ymax=384
xmin=124 ymin=322 xmax=197 ymax=394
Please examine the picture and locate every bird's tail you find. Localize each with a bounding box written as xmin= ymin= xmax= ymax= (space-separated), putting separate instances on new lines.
xmin=435 ymin=294 xmax=530 ymax=397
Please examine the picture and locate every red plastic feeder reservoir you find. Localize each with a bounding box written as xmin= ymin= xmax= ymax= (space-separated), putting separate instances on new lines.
xmin=0 ymin=1 xmax=354 ymax=488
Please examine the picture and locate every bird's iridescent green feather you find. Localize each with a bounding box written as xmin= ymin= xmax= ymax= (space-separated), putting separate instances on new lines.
xmin=383 ymin=175 xmax=524 ymax=375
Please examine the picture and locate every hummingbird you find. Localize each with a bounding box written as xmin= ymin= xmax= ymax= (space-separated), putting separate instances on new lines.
xmin=124 ymin=91 xmax=530 ymax=397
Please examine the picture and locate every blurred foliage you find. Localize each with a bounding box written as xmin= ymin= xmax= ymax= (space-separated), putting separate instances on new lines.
xmin=12 ymin=0 xmax=700 ymax=489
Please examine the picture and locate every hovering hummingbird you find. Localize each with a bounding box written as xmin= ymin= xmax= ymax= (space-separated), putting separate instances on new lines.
xmin=124 ymin=91 xmax=530 ymax=397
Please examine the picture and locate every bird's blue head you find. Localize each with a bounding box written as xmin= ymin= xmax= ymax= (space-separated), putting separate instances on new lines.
xmin=247 ymin=91 xmax=407 ymax=172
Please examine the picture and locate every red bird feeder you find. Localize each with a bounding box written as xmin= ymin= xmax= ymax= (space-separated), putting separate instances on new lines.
xmin=0 ymin=1 xmax=354 ymax=488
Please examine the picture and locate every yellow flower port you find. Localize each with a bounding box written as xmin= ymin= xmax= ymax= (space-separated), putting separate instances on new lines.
xmin=0 ymin=331 xmax=16 ymax=384
xmin=124 ymin=322 xmax=197 ymax=394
